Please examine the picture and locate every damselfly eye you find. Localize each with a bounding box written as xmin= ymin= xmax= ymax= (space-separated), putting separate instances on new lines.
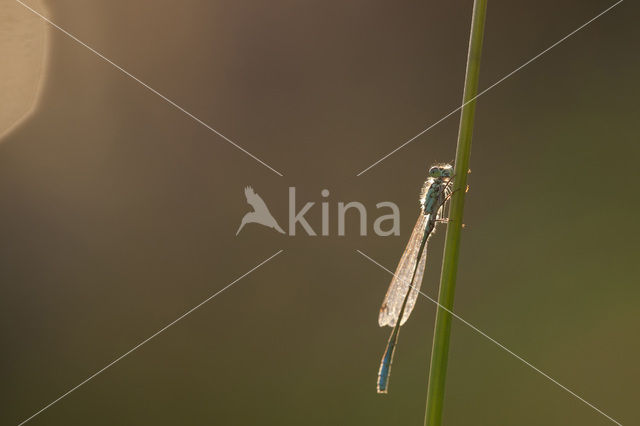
xmin=441 ymin=168 xmax=453 ymax=178
xmin=428 ymin=166 xmax=441 ymax=177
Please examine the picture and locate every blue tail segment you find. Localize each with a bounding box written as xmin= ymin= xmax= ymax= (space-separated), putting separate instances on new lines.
xmin=377 ymin=329 xmax=400 ymax=393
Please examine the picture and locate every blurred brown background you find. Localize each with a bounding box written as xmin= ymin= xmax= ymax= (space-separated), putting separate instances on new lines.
xmin=1 ymin=0 xmax=638 ymax=425
xmin=0 ymin=0 xmax=48 ymax=137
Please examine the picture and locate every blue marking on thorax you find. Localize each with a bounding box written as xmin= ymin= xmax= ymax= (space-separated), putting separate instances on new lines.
xmin=422 ymin=179 xmax=445 ymax=215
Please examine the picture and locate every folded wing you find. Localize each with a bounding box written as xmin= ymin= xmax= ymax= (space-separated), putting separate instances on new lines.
xmin=378 ymin=214 xmax=428 ymax=327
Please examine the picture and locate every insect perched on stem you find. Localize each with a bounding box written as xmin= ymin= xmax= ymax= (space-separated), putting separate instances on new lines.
xmin=377 ymin=163 xmax=454 ymax=394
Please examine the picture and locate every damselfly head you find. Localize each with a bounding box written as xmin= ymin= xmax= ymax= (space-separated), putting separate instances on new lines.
xmin=428 ymin=166 xmax=440 ymax=177
xmin=428 ymin=164 xmax=453 ymax=179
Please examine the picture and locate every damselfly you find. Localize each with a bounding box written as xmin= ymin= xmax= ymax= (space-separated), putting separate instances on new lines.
xmin=377 ymin=163 xmax=454 ymax=394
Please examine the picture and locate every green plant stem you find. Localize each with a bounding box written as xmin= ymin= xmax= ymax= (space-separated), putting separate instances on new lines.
xmin=424 ymin=1 xmax=487 ymax=425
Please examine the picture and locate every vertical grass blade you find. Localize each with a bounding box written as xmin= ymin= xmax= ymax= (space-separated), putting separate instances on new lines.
xmin=424 ymin=1 xmax=488 ymax=425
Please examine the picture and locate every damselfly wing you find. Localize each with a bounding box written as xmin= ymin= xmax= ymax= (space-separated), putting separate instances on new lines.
xmin=378 ymin=213 xmax=428 ymax=327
